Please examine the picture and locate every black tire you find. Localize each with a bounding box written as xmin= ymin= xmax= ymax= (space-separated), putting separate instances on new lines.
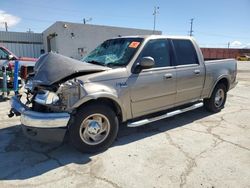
xmin=204 ymin=83 xmax=227 ymax=113
xmin=69 ymin=104 xmax=119 ymax=153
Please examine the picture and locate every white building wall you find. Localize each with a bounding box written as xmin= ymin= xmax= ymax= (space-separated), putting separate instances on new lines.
xmin=43 ymin=22 xmax=162 ymax=59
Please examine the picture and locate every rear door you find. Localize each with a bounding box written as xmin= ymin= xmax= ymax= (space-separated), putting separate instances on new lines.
xmin=171 ymin=39 xmax=205 ymax=105
xmin=128 ymin=39 xmax=177 ymax=118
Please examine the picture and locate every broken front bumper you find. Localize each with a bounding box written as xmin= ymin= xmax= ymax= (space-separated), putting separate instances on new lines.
xmin=10 ymin=96 xmax=70 ymax=142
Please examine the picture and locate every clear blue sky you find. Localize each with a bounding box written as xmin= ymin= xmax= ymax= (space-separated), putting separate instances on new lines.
xmin=1 ymin=0 xmax=250 ymax=48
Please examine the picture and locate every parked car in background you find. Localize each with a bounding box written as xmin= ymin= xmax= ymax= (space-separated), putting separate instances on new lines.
xmin=10 ymin=35 xmax=237 ymax=153
xmin=0 ymin=46 xmax=37 ymax=89
xmin=237 ymin=55 xmax=250 ymax=61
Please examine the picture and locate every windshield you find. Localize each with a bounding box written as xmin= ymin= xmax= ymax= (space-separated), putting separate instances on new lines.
xmin=82 ymin=38 xmax=143 ymax=67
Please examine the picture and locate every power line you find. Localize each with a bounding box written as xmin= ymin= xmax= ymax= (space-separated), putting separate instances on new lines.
xmin=20 ymin=14 xmax=150 ymax=25
xmin=197 ymin=31 xmax=250 ymax=40
xmin=10 ymin=1 xmax=85 ymax=14
xmin=13 ymin=1 xmax=152 ymax=21
xmin=9 ymin=16 xmax=250 ymax=41
xmin=20 ymin=17 xmax=55 ymax=23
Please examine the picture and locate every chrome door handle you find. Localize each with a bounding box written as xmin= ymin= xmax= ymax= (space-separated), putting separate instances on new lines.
xmin=164 ymin=73 xmax=173 ymax=79
xmin=194 ymin=70 xmax=200 ymax=75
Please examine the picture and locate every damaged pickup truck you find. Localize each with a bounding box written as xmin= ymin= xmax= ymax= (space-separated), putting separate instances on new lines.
xmin=9 ymin=35 xmax=237 ymax=153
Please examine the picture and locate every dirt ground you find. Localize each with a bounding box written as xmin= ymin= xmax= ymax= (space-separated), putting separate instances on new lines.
xmin=0 ymin=61 xmax=250 ymax=188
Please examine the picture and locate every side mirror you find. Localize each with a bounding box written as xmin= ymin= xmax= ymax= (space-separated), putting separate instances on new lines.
xmin=7 ymin=54 xmax=15 ymax=60
xmin=139 ymin=56 xmax=155 ymax=69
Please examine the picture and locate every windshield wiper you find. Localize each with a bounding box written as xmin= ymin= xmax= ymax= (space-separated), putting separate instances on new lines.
xmin=87 ymin=60 xmax=105 ymax=66
xmin=106 ymin=62 xmax=125 ymax=67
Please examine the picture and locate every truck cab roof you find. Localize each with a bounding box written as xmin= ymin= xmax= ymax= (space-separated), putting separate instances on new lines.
xmin=113 ymin=35 xmax=193 ymax=40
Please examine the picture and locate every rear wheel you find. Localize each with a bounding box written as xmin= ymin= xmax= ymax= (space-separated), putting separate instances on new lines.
xmin=69 ymin=104 xmax=119 ymax=153
xmin=204 ymin=83 xmax=227 ymax=113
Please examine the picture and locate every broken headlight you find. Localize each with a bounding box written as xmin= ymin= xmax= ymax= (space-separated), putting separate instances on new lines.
xmin=34 ymin=90 xmax=60 ymax=105
xmin=24 ymin=79 xmax=33 ymax=91
xmin=57 ymin=79 xmax=86 ymax=108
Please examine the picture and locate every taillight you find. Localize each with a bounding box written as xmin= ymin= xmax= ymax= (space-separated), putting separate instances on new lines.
xmin=7 ymin=62 xmax=14 ymax=71
xmin=233 ymin=62 xmax=237 ymax=82
xmin=20 ymin=66 xmax=28 ymax=80
xmin=235 ymin=62 xmax=237 ymax=77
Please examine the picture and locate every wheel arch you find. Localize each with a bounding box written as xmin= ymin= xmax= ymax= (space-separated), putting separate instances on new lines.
xmin=208 ymin=76 xmax=229 ymax=98
xmin=72 ymin=94 xmax=126 ymax=123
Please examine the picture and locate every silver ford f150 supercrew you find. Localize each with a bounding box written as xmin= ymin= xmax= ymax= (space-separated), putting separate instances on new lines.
xmin=9 ymin=35 xmax=237 ymax=153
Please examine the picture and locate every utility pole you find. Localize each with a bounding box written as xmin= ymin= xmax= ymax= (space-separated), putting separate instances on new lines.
xmin=189 ymin=18 xmax=194 ymax=36
xmin=4 ymin=22 xmax=8 ymax=32
xmin=83 ymin=18 xmax=92 ymax=24
xmin=153 ymin=6 xmax=159 ymax=34
xmin=27 ymin=28 xmax=33 ymax=33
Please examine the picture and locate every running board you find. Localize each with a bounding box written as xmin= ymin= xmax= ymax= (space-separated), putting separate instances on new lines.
xmin=127 ymin=102 xmax=203 ymax=128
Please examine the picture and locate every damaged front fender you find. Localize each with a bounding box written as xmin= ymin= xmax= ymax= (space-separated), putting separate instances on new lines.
xmin=56 ymin=79 xmax=87 ymax=110
xmin=69 ymin=83 xmax=127 ymax=121
xmin=31 ymin=79 xmax=126 ymax=121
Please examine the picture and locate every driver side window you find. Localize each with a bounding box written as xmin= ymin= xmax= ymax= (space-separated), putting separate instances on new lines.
xmin=139 ymin=39 xmax=171 ymax=68
xmin=0 ymin=48 xmax=9 ymax=60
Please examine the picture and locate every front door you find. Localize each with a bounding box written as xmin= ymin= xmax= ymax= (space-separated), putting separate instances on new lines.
xmin=128 ymin=39 xmax=177 ymax=118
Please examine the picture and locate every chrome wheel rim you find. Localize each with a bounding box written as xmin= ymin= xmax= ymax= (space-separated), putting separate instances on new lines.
xmin=79 ymin=113 xmax=110 ymax=145
xmin=214 ymin=89 xmax=225 ymax=108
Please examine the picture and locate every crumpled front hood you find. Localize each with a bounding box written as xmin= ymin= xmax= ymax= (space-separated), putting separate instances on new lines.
xmin=33 ymin=52 xmax=110 ymax=86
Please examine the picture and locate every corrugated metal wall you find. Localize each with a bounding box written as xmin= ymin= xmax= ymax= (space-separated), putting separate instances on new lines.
xmin=201 ymin=48 xmax=250 ymax=60
xmin=0 ymin=31 xmax=44 ymax=58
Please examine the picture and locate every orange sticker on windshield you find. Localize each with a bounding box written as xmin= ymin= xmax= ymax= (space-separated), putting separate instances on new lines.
xmin=129 ymin=41 xmax=140 ymax=48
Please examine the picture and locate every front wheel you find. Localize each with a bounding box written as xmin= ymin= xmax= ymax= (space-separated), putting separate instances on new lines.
xmin=204 ymin=83 xmax=227 ymax=113
xmin=69 ymin=104 xmax=119 ymax=153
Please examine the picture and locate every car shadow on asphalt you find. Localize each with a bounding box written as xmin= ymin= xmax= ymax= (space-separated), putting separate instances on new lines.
xmin=0 ymin=107 xmax=212 ymax=180
xmin=116 ymin=107 xmax=212 ymax=146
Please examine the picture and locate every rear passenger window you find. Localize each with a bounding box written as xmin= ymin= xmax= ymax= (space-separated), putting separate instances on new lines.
xmin=172 ymin=39 xmax=199 ymax=65
xmin=140 ymin=39 xmax=171 ymax=68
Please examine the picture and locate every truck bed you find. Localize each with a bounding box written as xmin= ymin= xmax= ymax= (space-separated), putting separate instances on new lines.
xmin=202 ymin=58 xmax=237 ymax=98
